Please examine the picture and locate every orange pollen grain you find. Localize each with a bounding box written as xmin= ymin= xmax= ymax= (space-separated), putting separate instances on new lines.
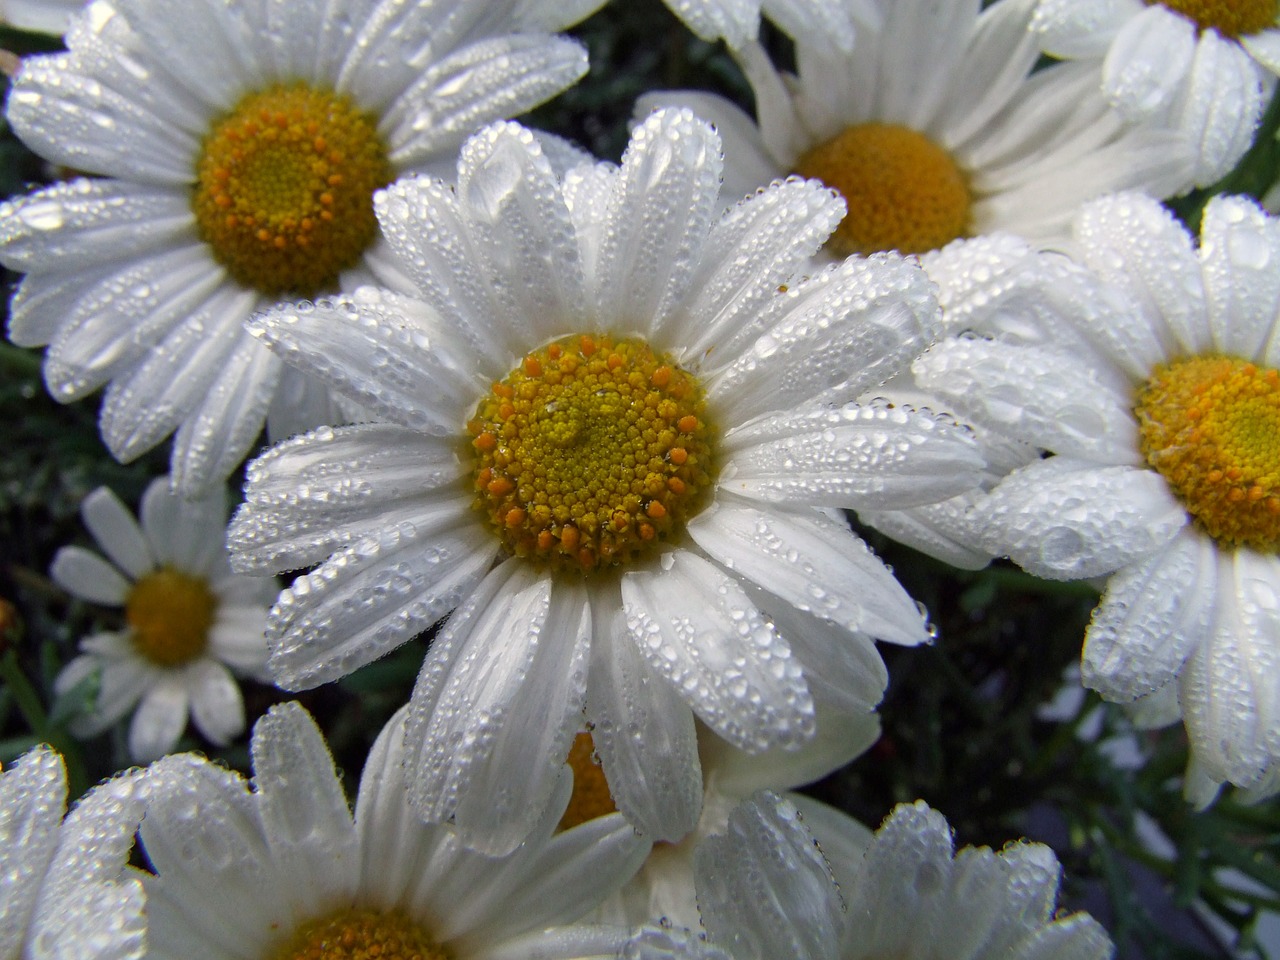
xmin=1136 ymin=354 xmax=1280 ymax=550
xmin=792 ymin=122 xmax=971 ymax=256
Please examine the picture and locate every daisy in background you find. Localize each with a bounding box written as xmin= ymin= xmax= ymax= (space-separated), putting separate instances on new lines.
xmin=229 ymin=108 xmax=988 ymax=854
xmin=912 ymin=192 xmax=1280 ymax=805
xmin=140 ymin=701 xmax=651 ymax=960
xmin=0 ymin=0 xmax=603 ymax=496
xmin=626 ymin=791 xmax=1113 ymax=960
xmin=643 ymin=0 xmax=1192 ymax=256
xmin=52 ymin=475 xmax=275 ymax=762
xmin=1 ymin=744 xmax=150 ymax=960
xmin=1032 ymin=0 xmax=1280 ymax=188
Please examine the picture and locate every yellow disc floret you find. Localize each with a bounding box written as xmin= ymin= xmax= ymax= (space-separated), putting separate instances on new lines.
xmin=192 ymin=83 xmax=393 ymax=296
xmin=1154 ymin=0 xmax=1276 ymax=37
xmin=266 ymin=907 xmax=448 ymax=960
xmin=791 ymin=122 xmax=971 ymax=257
xmin=1136 ymin=355 xmax=1280 ymax=550
xmin=559 ymin=731 xmax=617 ymax=830
xmin=467 ymin=334 xmax=715 ymax=574
xmin=125 ymin=568 xmax=216 ymax=666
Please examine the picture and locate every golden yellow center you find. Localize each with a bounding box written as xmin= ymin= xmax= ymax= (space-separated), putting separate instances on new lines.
xmin=266 ymin=908 xmax=448 ymax=960
xmin=467 ymin=334 xmax=715 ymax=574
xmin=559 ymin=731 xmax=617 ymax=830
xmin=791 ymin=122 xmax=971 ymax=257
xmin=124 ymin=568 xmax=216 ymax=667
xmin=1136 ymin=355 xmax=1280 ymax=550
xmin=192 ymin=83 xmax=393 ymax=297
xmin=1153 ymin=0 xmax=1276 ymax=36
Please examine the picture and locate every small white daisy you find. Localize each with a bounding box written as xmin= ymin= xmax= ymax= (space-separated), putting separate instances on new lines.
xmin=0 ymin=0 xmax=602 ymax=494
xmin=228 ymin=108 xmax=987 ymax=854
xmin=52 ymin=475 xmax=275 ymax=762
xmin=913 ymin=192 xmax=1280 ymax=805
xmin=642 ymin=0 xmax=1192 ymax=256
xmin=0 ymin=0 xmax=81 ymax=33
xmin=1032 ymin=0 xmax=1280 ymax=187
xmin=0 ymin=744 xmax=149 ymax=960
xmin=140 ymin=701 xmax=651 ymax=960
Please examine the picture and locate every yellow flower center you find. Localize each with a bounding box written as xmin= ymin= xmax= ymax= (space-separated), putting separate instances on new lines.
xmin=791 ymin=122 xmax=971 ymax=256
xmin=1153 ymin=0 xmax=1276 ymax=37
xmin=124 ymin=568 xmax=216 ymax=666
xmin=1136 ymin=355 xmax=1280 ymax=550
xmin=266 ymin=908 xmax=448 ymax=960
xmin=467 ymin=334 xmax=715 ymax=574
xmin=192 ymin=83 xmax=393 ymax=297
xmin=559 ymin=731 xmax=617 ymax=830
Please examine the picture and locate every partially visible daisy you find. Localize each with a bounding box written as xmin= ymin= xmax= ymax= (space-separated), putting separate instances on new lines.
xmin=52 ymin=476 xmax=275 ymax=761
xmin=1 ymin=744 xmax=149 ymax=960
xmin=628 ymin=792 xmax=1113 ymax=960
xmin=229 ymin=109 xmax=987 ymax=854
xmin=913 ymin=192 xmax=1280 ymax=805
xmin=140 ymin=701 xmax=651 ymax=960
xmin=660 ymin=0 xmax=867 ymax=55
xmin=642 ymin=0 xmax=1192 ymax=255
xmin=0 ymin=0 xmax=602 ymax=494
xmin=1032 ymin=0 xmax=1280 ymax=187
xmin=0 ymin=0 xmax=81 ymax=33
xmin=572 ymin=708 xmax=880 ymax=931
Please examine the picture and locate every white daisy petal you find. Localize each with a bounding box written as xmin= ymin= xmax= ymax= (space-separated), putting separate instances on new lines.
xmin=1176 ymin=29 xmax=1267 ymax=186
xmin=1242 ymin=29 xmax=1280 ymax=75
xmin=1198 ymin=195 xmax=1280 ymax=359
xmin=621 ymin=550 xmax=815 ymax=753
xmin=979 ymin=458 xmax=1187 ymax=580
xmin=138 ymin=476 xmax=225 ymax=574
xmin=30 ymin=880 xmax=147 ymax=960
xmin=404 ymin=562 xmax=590 ymax=857
xmin=694 ymin=793 xmax=843 ymax=960
xmin=50 ymin=546 xmax=130 ymax=605
xmin=1032 ymin=0 xmax=1137 ymax=59
xmin=452 ymin=121 xmax=588 ymax=343
xmin=663 ymin=0 xmax=759 ymax=47
xmin=762 ymin=0 xmax=860 ymax=54
xmin=1100 ymin=5 xmax=1196 ymax=119
xmin=384 ymin=35 xmax=589 ymax=168
xmin=586 ymin=585 xmax=703 ymax=843
xmin=913 ymin=338 xmax=1140 ymax=464
xmin=1015 ymin=914 xmax=1115 ymax=960
xmin=186 ymin=660 xmax=247 ymax=747
xmin=1083 ymin=529 xmax=1215 ymax=701
xmin=594 ymin=109 xmax=723 ymax=334
xmin=760 ymin=605 xmax=889 ymax=716
xmin=0 ymin=746 xmax=66 ymax=958
xmin=127 ymin=678 xmax=190 ymax=762
xmin=80 ymin=486 xmax=153 ymax=580
xmin=690 ymin=500 xmax=927 ymax=646
xmin=7 ymin=265 xmax=112 ymax=350
xmin=721 ymin=402 xmax=985 ymax=510
xmin=265 ymin=522 xmax=497 ymax=690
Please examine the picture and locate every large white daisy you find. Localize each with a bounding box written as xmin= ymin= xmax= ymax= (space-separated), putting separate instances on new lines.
xmin=1032 ymin=0 xmax=1280 ymax=187
xmin=642 ymin=0 xmax=1192 ymax=256
xmin=0 ymin=744 xmax=149 ymax=960
xmin=228 ymin=108 xmax=986 ymax=854
xmin=913 ymin=192 xmax=1280 ymax=805
xmin=0 ymin=0 xmax=602 ymax=495
xmin=140 ymin=701 xmax=650 ymax=960
xmin=628 ymin=792 xmax=1113 ymax=960
xmin=51 ymin=475 xmax=275 ymax=761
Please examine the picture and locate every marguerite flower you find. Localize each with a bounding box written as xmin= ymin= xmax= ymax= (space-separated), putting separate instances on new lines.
xmin=228 ymin=108 xmax=987 ymax=854
xmin=140 ymin=701 xmax=651 ymax=960
xmin=628 ymin=792 xmax=1113 ymax=960
xmin=1 ymin=744 xmax=149 ymax=960
xmin=0 ymin=0 xmax=602 ymax=494
xmin=52 ymin=476 xmax=275 ymax=761
xmin=642 ymin=0 xmax=1192 ymax=255
xmin=913 ymin=192 xmax=1280 ymax=805
xmin=1032 ymin=0 xmax=1280 ymax=187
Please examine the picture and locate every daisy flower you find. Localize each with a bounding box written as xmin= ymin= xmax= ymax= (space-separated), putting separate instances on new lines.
xmin=642 ymin=0 xmax=1192 ymax=256
xmin=228 ymin=108 xmax=987 ymax=854
xmin=628 ymin=792 xmax=1113 ymax=960
xmin=1 ymin=744 xmax=150 ymax=960
xmin=0 ymin=0 xmax=602 ymax=495
xmin=570 ymin=709 xmax=880 ymax=931
xmin=913 ymin=192 xmax=1280 ymax=805
xmin=140 ymin=701 xmax=651 ymax=960
xmin=1032 ymin=0 xmax=1280 ymax=187
xmin=52 ymin=476 xmax=275 ymax=762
